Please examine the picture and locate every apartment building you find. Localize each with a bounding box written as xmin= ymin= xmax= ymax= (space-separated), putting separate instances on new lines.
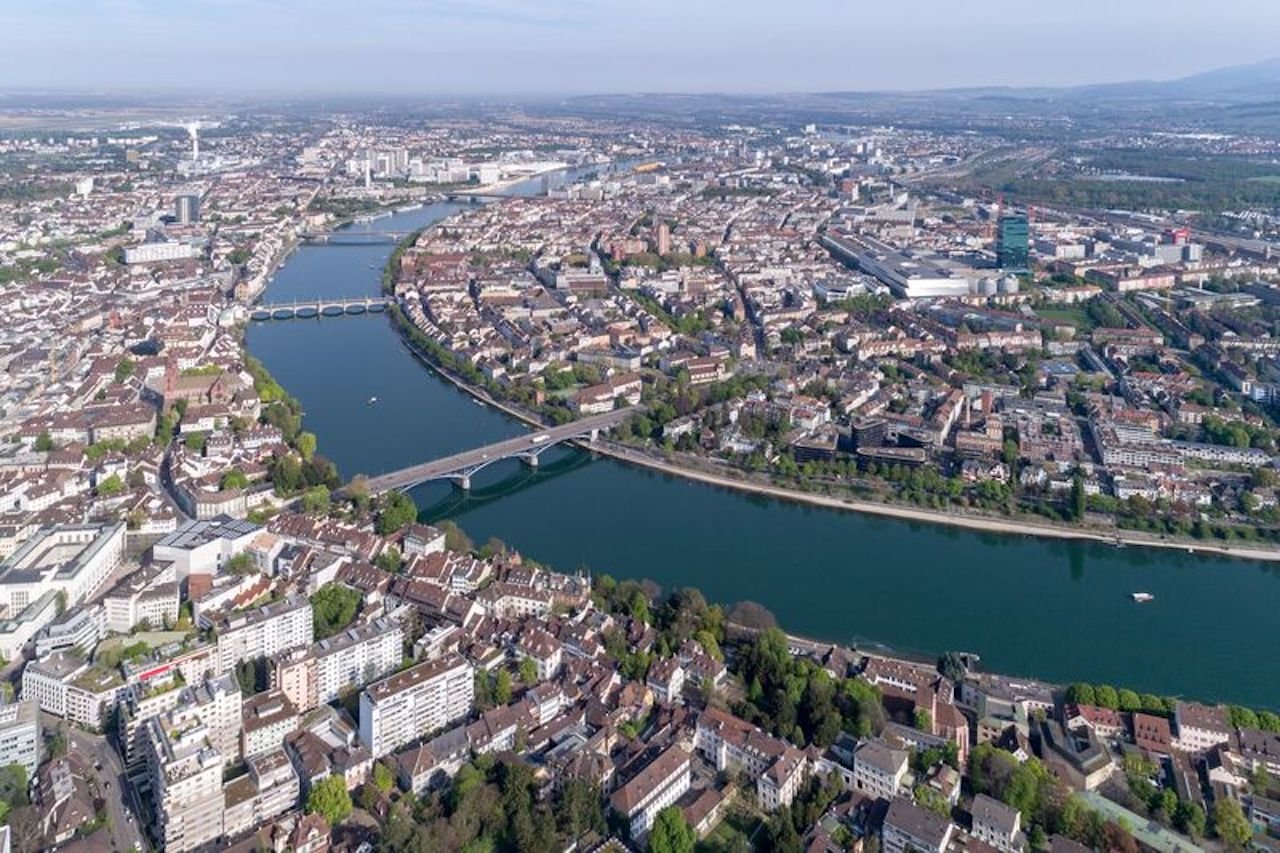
xmin=359 ymin=654 xmax=473 ymax=759
xmin=609 ymin=743 xmax=693 ymax=842
xmin=1173 ymin=701 xmax=1232 ymax=753
xmin=102 ymin=563 xmax=180 ymax=633
xmin=883 ymin=798 xmax=954 ymax=853
xmin=272 ymin=617 xmax=404 ymax=713
xmin=222 ymin=748 xmax=300 ymax=840
xmin=143 ymin=715 xmax=226 ymax=853
xmin=852 ymin=740 xmax=909 ymax=800
xmin=242 ymin=689 xmax=300 ymax=760
xmin=22 ymin=651 xmax=124 ymax=730
xmin=214 ymin=594 xmax=313 ymax=673
xmin=0 ymin=701 xmax=40 ymax=777
xmin=972 ymin=793 xmax=1024 ymax=852
xmin=694 ymin=706 xmax=808 ymax=811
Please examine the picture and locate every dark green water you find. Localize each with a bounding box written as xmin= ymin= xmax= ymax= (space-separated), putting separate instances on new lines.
xmin=245 ymin=201 xmax=1280 ymax=709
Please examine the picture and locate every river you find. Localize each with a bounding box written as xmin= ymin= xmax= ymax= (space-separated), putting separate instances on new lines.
xmin=245 ymin=184 xmax=1280 ymax=709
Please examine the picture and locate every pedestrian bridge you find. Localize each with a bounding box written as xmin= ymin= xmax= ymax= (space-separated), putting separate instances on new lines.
xmin=356 ymin=408 xmax=634 ymax=492
xmin=249 ymin=296 xmax=392 ymax=321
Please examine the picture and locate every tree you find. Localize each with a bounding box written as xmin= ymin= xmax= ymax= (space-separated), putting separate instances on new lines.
xmin=519 ymin=656 xmax=538 ymax=685
xmin=556 ymin=778 xmax=604 ymax=841
xmin=937 ymin=651 xmax=968 ymax=683
xmin=185 ymin=431 xmax=207 ymax=453
xmin=375 ymin=491 xmax=418 ymax=535
xmin=301 ymin=485 xmax=331 ymax=515
xmin=494 ymin=669 xmax=512 ymax=705
xmin=648 ymin=806 xmax=695 ymax=853
xmin=372 ymin=761 xmax=395 ymax=793
xmin=1213 ymin=798 xmax=1252 ymax=849
xmin=97 ymin=473 xmax=125 ymax=496
xmin=113 ymin=358 xmax=135 ymax=383
xmin=374 ymin=547 xmax=402 ymax=573
xmin=296 ymin=431 xmax=317 ymax=462
xmin=312 ymin=583 xmax=361 ymax=638
xmin=306 ymin=775 xmax=352 ymax=825
xmin=1093 ymin=685 xmax=1119 ymax=709
xmin=1175 ymin=800 xmax=1206 ymax=838
xmin=438 ymin=519 xmax=474 ymax=552
xmin=220 ymin=468 xmax=249 ymax=490
xmin=1066 ymin=683 xmax=1096 ymax=705
xmin=34 ymin=432 xmax=54 ymax=452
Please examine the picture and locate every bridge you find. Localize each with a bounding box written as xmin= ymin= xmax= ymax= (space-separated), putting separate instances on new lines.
xmin=301 ymin=230 xmax=417 ymax=244
xmin=359 ymin=408 xmax=634 ymax=492
xmin=249 ymin=296 xmax=392 ymax=321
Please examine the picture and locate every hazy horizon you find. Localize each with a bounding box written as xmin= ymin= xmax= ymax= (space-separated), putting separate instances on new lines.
xmin=4 ymin=0 xmax=1280 ymax=97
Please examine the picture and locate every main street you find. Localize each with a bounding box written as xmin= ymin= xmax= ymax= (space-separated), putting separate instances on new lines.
xmin=63 ymin=721 xmax=147 ymax=852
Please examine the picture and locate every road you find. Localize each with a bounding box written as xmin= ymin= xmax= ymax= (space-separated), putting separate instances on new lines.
xmin=64 ymin=722 xmax=147 ymax=852
xmin=360 ymin=407 xmax=633 ymax=493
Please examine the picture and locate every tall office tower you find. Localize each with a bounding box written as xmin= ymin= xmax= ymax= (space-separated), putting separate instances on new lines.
xmin=996 ymin=215 xmax=1029 ymax=273
xmin=174 ymin=193 xmax=201 ymax=225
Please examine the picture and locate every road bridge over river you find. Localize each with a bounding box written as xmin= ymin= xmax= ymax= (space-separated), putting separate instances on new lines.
xmin=358 ymin=408 xmax=634 ymax=492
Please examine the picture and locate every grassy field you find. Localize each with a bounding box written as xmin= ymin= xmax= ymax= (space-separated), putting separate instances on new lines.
xmin=1035 ymin=306 xmax=1096 ymax=331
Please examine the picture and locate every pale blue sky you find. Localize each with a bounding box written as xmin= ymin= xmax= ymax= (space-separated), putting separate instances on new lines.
xmin=4 ymin=0 xmax=1279 ymax=95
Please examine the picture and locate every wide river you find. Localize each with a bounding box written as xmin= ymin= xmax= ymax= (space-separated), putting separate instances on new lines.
xmin=246 ymin=184 xmax=1280 ymax=709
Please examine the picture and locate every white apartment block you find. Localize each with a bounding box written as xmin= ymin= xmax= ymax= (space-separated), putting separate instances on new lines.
xmin=124 ymin=241 xmax=197 ymax=265
xmin=242 ymin=689 xmax=299 ymax=760
xmin=359 ymin=654 xmax=473 ymax=759
xmin=971 ymin=793 xmax=1023 ymax=853
xmin=102 ymin=563 xmax=180 ymax=633
xmin=144 ymin=714 xmax=226 ymax=853
xmin=222 ymin=748 xmax=300 ymax=840
xmin=853 ymin=740 xmax=909 ymax=800
xmin=214 ymin=594 xmax=313 ymax=673
xmin=22 ymin=651 xmax=124 ymax=730
xmin=273 ymin=617 xmax=404 ymax=713
xmin=0 ymin=701 xmax=40 ymax=778
xmin=34 ymin=604 xmax=106 ymax=657
xmin=609 ymin=743 xmax=692 ymax=842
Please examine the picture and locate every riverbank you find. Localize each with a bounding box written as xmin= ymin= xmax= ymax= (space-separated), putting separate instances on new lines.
xmin=387 ymin=310 xmax=1280 ymax=564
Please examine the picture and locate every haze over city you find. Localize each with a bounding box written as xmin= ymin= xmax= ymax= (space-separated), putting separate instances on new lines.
xmin=4 ymin=0 xmax=1280 ymax=94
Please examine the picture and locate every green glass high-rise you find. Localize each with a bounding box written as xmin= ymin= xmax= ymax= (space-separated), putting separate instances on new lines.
xmin=997 ymin=215 xmax=1029 ymax=272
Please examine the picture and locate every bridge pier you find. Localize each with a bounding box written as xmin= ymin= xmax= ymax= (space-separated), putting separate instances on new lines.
xmin=453 ymin=474 xmax=471 ymax=491
xmin=521 ymin=453 xmax=539 ymax=468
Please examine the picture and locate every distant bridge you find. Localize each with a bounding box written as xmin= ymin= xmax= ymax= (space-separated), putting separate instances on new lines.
xmin=358 ymin=408 xmax=634 ymax=492
xmin=301 ymin=230 xmax=416 ymax=243
xmin=249 ymin=296 xmax=392 ymax=321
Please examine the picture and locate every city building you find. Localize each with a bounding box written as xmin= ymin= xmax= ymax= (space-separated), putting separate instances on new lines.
xmin=852 ymin=740 xmax=909 ymax=800
xmin=609 ymin=743 xmax=692 ymax=843
xmin=997 ymin=215 xmax=1029 ymax=273
xmin=22 ymin=651 xmax=124 ymax=730
xmin=272 ymin=617 xmax=404 ymax=713
xmin=213 ymin=593 xmax=313 ymax=673
xmin=359 ymin=654 xmax=473 ymax=758
xmin=883 ymin=798 xmax=954 ymax=853
xmin=0 ymin=700 xmax=40 ymax=777
xmin=143 ymin=712 xmax=227 ymax=852
xmin=174 ymin=193 xmax=201 ymax=225
xmin=242 ymin=689 xmax=300 ymax=760
xmin=971 ymin=793 xmax=1024 ymax=852
xmin=222 ymin=748 xmax=300 ymax=841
